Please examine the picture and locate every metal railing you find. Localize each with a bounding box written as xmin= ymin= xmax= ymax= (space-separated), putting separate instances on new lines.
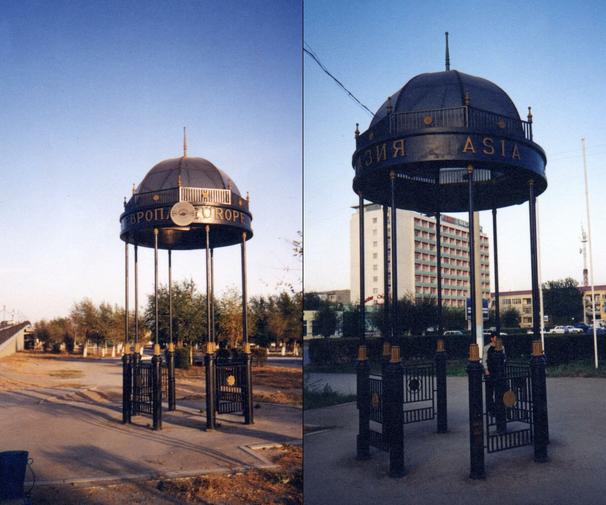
xmin=126 ymin=186 xmax=232 ymax=209
xmin=389 ymin=106 xmax=531 ymax=140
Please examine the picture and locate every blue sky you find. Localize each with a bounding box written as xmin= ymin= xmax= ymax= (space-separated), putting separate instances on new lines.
xmin=304 ymin=0 xmax=606 ymax=295
xmin=0 ymin=1 xmax=301 ymax=321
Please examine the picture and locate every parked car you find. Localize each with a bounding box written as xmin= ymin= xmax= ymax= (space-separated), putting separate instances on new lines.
xmin=574 ymin=323 xmax=590 ymax=333
xmin=565 ymin=326 xmax=583 ymax=334
xmin=549 ymin=326 xmax=567 ymax=334
xmin=444 ymin=330 xmax=464 ymax=336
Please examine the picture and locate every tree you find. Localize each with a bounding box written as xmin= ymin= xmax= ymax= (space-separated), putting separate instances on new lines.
xmin=268 ymin=292 xmax=302 ymax=344
xmin=216 ymin=287 xmax=251 ymax=347
xmin=250 ymin=296 xmax=275 ymax=348
xmin=342 ymin=307 xmax=361 ymax=338
xmin=542 ymin=278 xmax=583 ymax=325
xmin=70 ymin=299 xmax=101 ymax=344
xmin=315 ymin=301 xmax=337 ymax=338
xmin=501 ymin=307 xmax=521 ymax=328
xmin=303 ymin=292 xmax=322 ymax=310
xmin=144 ymin=279 xmax=207 ymax=346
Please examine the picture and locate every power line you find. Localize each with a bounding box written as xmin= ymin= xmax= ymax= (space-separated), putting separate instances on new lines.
xmin=304 ymin=43 xmax=374 ymax=117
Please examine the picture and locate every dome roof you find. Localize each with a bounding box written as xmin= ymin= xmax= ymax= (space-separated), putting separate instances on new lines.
xmin=370 ymin=70 xmax=520 ymax=127
xmin=137 ymin=156 xmax=241 ymax=194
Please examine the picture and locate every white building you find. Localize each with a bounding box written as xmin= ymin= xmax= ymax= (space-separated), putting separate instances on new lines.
xmin=350 ymin=204 xmax=490 ymax=308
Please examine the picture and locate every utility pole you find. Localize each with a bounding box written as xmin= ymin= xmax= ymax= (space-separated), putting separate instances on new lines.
xmin=581 ymin=138 xmax=598 ymax=369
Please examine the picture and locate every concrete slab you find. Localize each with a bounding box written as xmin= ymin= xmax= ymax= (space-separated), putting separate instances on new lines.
xmin=304 ymin=375 xmax=606 ymax=505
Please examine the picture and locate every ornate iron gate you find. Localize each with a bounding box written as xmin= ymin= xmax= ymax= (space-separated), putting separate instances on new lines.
xmin=368 ymin=374 xmax=387 ymax=450
xmin=132 ymin=362 xmax=153 ymax=416
xmin=484 ymin=362 xmax=533 ymax=453
xmin=403 ymin=362 xmax=435 ymax=424
xmin=215 ymin=359 xmax=246 ymax=414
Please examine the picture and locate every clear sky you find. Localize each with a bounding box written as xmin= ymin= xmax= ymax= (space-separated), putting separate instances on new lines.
xmin=304 ymin=0 xmax=606 ymax=295
xmin=0 ymin=0 xmax=301 ymax=322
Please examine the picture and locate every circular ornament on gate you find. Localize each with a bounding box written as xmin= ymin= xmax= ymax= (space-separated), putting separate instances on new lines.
xmin=503 ymin=389 xmax=517 ymax=408
xmin=423 ymin=115 xmax=433 ymax=126
xmin=408 ymin=378 xmax=420 ymax=392
xmin=226 ymin=374 xmax=236 ymax=386
xmin=497 ymin=118 xmax=506 ymax=129
xmin=371 ymin=392 xmax=380 ymax=409
xmin=170 ymin=201 xmax=196 ymax=226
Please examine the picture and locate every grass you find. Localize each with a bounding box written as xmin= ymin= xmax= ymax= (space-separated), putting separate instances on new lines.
xmin=546 ymin=360 xmax=606 ymax=377
xmin=303 ymin=383 xmax=356 ymax=410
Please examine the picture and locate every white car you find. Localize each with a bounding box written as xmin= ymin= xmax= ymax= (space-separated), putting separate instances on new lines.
xmin=565 ymin=326 xmax=583 ymax=334
xmin=443 ymin=330 xmax=464 ymax=336
xmin=549 ymin=326 xmax=567 ymax=334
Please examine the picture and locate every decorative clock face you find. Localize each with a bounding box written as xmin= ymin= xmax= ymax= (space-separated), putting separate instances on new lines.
xmin=170 ymin=201 xmax=196 ymax=227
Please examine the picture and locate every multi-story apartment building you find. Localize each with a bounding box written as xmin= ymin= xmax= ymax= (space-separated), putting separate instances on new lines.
xmin=495 ymin=285 xmax=606 ymax=329
xmin=351 ymin=204 xmax=490 ymax=308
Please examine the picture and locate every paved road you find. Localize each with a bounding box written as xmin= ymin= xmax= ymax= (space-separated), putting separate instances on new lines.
xmin=0 ymin=355 xmax=301 ymax=486
xmin=305 ymin=374 xmax=606 ymax=505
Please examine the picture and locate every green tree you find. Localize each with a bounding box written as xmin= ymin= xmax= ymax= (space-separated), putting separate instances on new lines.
xmin=501 ymin=307 xmax=521 ymax=328
xmin=250 ymin=296 xmax=275 ymax=347
xmin=542 ymin=277 xmax=583 ymax=325
xmin=144 ymin=279 xmax=207 ymax=346
xmin=342 ymin=307 xmax=362 ymax=338
xmin=315 ymin=301 xmax=337 ymax=338
xmin=70 ymin=299 xmax=101 ymax=344
xmin=303 ymin=292 xmax=322 ymax=310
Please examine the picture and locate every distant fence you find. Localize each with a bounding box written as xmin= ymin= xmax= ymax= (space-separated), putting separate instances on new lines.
xmin=307 ymin=334 xmax=606 ymax=367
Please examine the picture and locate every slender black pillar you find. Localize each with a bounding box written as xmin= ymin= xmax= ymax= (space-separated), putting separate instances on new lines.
xmin=242 ymin=232 xmax=254 ymax=424
xmin=467 ymin=344 xmax=485 ymax=479
xmin=493 ymin=340 xmax=507 ymax=433
xmin=467 ymin=166 xmax=477 ymax=345
xmin=204 ymin=224 xmax=216 ymax=429
xmin=167 ymin=249 xmax=176 ymax=411
xmin=435 ymin=211 xmax=443 ymax=334
xmin=529 ymin=181 xmax=540 ymax=339
xmin=122 ymin=242 xmax=131 ymax=424
xmin=435 ymin=339 xmax=448 ymax=433
xmin=210 ymin=248 xmax=215 ymax=344
xmin=492 ymin=209 xmax=501 ymax=336
xmin=387 ymin=346 xmax=405 ymax=477
xmin=390 ymin=172 xmax=398 ymax=341
xmin=205 ymin=226 xmax=212 ymax=344
xmin=356 ymin=345 xmax=371 ymax=460
xmin=134 ymin=245 xmax=139 ymax=346
xmin=383 ymin=205 xmax=390 ymax=341
xmin=152 ymin=228 xmax=162 ymax=430
xmin=530 ymin=341 xmax=548 ymax=462
xmin=241 ymin=234 xmax=248 ymax=346
xmin=358 ymin=194 xmax=366 ymax=341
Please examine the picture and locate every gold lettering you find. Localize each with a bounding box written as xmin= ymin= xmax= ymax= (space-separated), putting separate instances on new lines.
xmin=225 ymin=209 xmax=233 ymax=221
xmin=482 ymin=137 xmax=495 ymax=155
xmin=216 ymin=208 xmax=224 ymax=221
xmin=512 ymin=144 xmax=520 ymax=160
xmin=364 ymin=149 xmax=372 ymax=166
xmin=240 ymin=212 xmax=245 ymax=224
xmin=463 ymin=136 xmax=476 ymax=153
xmin=375 ymin=143 xmax=387 ymax=162
xmin=154 ymin=208 xmax=163 ymax=220
xmin=500 ymin=140 xmax=506 ymax=157
xmin=392 ymin=139 xmax=405 ymax=158
xmin=232 ymin=210 xmax=240 ymax=222
xmin=145 ymin=210 xmax=153 ymax=221
xmin=130 ymin=215 xmax=136 ymax=225
xmin=202 ymin=206 xmax=212 ymax=219
xmin=136 ymin=211 xmax=144 ymax=223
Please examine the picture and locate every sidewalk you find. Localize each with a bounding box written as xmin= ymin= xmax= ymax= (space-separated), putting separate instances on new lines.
xmin=304 ymin=376 xmax=606 ymax=505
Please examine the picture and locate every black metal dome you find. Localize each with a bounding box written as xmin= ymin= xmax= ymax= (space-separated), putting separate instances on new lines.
xmin=352 ymin=69 xmax=547 ymax=212
xmin=137 ymin=157 xmax=241 ymax=195
xmin=120 ymin=155 xmax=252 ymax=250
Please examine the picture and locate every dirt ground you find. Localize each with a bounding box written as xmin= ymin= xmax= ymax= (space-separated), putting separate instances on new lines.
xmin=0 ymin=353 xmax=302 ymax=407
xmin=31 ymin=445 xmax=302 ymax=505
xmin=0 ymin=353 xmax=302 ymax=505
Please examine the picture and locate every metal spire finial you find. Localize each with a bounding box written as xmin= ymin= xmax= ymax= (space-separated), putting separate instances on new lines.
xmin=183 ymin=126 xmax=187 ymax=158
xmin=445 ymin=32 xmax=450 ymax=71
